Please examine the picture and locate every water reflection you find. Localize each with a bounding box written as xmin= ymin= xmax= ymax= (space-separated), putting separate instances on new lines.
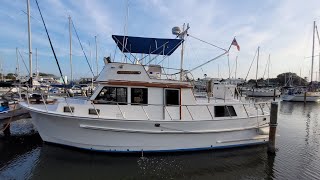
xmin=2 ymin=102 xmax=320 ymax=179
xmin=30 ymin=145 xmax=273 ymax=179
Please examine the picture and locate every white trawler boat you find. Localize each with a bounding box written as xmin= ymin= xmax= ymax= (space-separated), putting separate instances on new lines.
xmin=19 ymin=26 xmax=271 ymax=152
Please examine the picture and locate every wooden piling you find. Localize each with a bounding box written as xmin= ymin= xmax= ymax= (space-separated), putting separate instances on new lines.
xmin=268 ymin=102 xmax=278 ymax=154
xmin=3 ymin=123 xmax=11 ymax=136
xmin=273 ymin=88 xmax=276 ymax=101
xmin=304 ymin=92 xmax=307 ymax=104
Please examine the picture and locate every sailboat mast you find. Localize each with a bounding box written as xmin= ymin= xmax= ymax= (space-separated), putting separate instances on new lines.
xmin=300 ymin=68 xmax=302 ymax=85
xmin=95 ymin=35 xmax=98 ymax=76
xmin=255 ymin=46 xmax=260 ymax=87
xmin=311 ymin=21 xmax=315 ymax=82
xmin=27 ymin=0 xmax=33 ymax=84
xmin=268 ymin=54 xmax=270 ymax=86
xmin=0 ymin=60 xmax=3 ymax=81
xmin=16 ymin=47 xmax=20 ymax=79
xmin=36 ymin=48 xmax=38 ymax=78
xmin=69 ymin=15 xmax=73 ymax=82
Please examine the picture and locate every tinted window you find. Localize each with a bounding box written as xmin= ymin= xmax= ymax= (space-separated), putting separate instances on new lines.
xmin=131 ymin=88 xmax=148 ymax=105
xmin=214 ymin=106 xmax=237 ymax=117
xmin=95 ymin=87 xmax=127 ymax=104
xmin=165 ymin=89 xmax=180 ymax=105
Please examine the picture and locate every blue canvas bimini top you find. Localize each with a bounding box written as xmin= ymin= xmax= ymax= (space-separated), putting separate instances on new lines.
xmin=112 ymin=35 xmax=183 ymax=56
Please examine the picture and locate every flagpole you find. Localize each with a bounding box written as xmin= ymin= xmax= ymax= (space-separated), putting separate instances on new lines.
xmin=235 ymin=56 xmax=238 ymax=79
xmin=227 ymin=38 xmax=235 ymax=52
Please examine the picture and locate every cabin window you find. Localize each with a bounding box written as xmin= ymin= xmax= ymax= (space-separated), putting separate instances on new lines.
xmin=165 ymin=89 xmax=180 ymax=105
xmin=95 ymin=87 xmax=127 ymax=105
xmin=131 ymin=88 xmax=148 ymax=105
xmin=64 ymin=106 xmax=74 ymax=113
xmin=89 ymin=108 xmax=100 ymax=115
xmin=214 ymin=106 xmax=237 ymax=117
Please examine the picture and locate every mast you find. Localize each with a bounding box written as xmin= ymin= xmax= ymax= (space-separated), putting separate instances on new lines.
xmin=255 ymin=46 xmax=260 ymax=87
xmin=90 ymin=42 xmax=93 ymax=90
xmin=69 ymin=15 xmax=73 ymax=82
xmin=27 ymin=0 xmax=33 ymax=85
xmin=218 ymin=64 xmax=220 ymax=78
xmin=268 ymin=54 xmax=270 ymax=86
xmin=16 ymin=47 xmax=20 ymax=80
xmin=300 ymin=68 xmax=302 ymax=85
xmin=0 ymin=60 xmax=3 ymax=81
xmin=95 ymin=35 xmax=98 ymax=76
xmin=311 ymin=21 xmax=315 ymax=82
xmin=235 ymin=56 xmax=238 ymax=79
xmin=36 ymin=48 xmax=38 ymax=78
xmin=180 ymin=23 xmax=185 ymax=81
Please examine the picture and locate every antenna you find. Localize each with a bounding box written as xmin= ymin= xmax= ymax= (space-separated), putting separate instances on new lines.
xmin=172 ymin=23 xmax=190 ymax=81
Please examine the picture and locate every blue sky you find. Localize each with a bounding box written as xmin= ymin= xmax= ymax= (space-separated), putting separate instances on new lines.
xmin=1 ymin=0 xmax=320 ymax=80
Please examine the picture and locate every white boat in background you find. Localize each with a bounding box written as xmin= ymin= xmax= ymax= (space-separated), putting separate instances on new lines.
xmin=281 ymin=21 xmax=320 ymax=102
xmin=245 ymin=48 xmax=280 ymax=97
xmin=281 ymin=87 xmax=320 ymax=102
xmin=246 ymin=88 xmax=281 ymax=97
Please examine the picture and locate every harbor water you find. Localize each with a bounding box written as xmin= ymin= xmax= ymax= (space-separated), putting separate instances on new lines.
xmin=1 ymin=101 xmax=320 ymax=179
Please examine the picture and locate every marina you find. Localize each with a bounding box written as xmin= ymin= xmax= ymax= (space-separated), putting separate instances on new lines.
xmin=1 ymin=0 xmax=320 ymax=179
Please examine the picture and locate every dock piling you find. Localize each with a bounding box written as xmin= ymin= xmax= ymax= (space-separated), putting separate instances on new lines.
xmin=273 ymin=88 xmax=276 ymax=101
xmin=268 ymin=102 xmax=278 ymax=154
xmin=2 ymin=123 xmax=11 ymax=136
xmin=304 ymin=92 xmax=307 ymax=104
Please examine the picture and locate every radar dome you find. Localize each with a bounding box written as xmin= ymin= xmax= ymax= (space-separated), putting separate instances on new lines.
xmin=172 ymin=26 xmax=181 ymax=35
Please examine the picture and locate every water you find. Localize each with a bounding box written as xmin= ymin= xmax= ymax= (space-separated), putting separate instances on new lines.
xmin=1 ymin=102 xmax=320 ymax=179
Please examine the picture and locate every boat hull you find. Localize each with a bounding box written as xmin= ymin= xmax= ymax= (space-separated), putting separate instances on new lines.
xmin=27 ymin=107 xmax=269 ymax=153
xmin=281 ymin=94 xmax=320 ymax=102
xmin=246 ymin=89 xmax=281 ymax=97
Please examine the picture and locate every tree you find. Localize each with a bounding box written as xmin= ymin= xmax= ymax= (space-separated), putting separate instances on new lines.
xmin=5 ymin=73 xmax=16 ymax=80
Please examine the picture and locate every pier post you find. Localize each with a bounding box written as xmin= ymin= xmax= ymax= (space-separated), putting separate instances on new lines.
xmin=304 ymin=92 xmax=307 ymax=104
xmin=268 ymin=102 xmax=278 ymax=154
xmin=2 ymin=123 xmax=11 ymax=136
xmin=273 ymin=88 xmax=276 ymax=101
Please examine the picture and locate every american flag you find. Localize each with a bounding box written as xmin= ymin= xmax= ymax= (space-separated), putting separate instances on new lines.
xmin=231 ymin=38 xmax=240 ymax=51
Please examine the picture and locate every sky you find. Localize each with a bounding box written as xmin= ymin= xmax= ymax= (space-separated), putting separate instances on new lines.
xmin=1 ymin=0 xmax=320 ymax=81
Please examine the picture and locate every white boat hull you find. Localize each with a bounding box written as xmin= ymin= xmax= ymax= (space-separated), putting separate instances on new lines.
xmin=281 ymin=93 xmax=320 ymax=102
xmin=246 ymin=89 xmax=281 ymax=97
xmin=25 ymin=105 xmax=269 ymax=153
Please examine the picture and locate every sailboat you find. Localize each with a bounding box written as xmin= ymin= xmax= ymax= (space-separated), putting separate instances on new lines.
xmin=246 ymin=47 xmax=281 ymax=97
xmin=282 ymin=21 xmax=320 ymax=102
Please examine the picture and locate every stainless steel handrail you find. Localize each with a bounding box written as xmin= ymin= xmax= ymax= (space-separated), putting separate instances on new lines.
xmin=90 ymin=101 xmax=100 ymax=118
xmin=64 ymin=97 xmax=74 ymax=115
xmin=40 ymin=91 xmax=48 ymax=112
xmin=141 ymin=106 xmax=150 ymax=120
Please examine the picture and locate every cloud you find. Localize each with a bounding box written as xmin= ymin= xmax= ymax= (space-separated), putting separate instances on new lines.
xmin=1 ymin=0 xmax=320 ymax=80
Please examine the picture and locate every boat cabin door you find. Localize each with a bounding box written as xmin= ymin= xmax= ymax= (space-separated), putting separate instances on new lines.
xmin=164 ymin=88 xmax=181 ymax=120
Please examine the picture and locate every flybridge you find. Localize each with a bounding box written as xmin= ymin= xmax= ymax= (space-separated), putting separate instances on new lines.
xmin=112 ymin=35 xmax=184 ymax=56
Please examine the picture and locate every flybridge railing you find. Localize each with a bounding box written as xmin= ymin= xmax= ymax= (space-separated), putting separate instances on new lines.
xmin=21 ymin=87 xmax=271 ymax=121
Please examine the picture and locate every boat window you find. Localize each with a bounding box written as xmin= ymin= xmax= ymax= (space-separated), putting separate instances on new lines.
xmin=64 ymin=106 xmax=74 ymax=113
xmin=165 ymin=89 xmax=180 ymax=105
xmin=214 ymin=106 xmax=237 ymax=117
xmin=95 ymin=87 xmax=127 ymax=105
xmin=88 ymin=108 xmax=100 ymax=115
xmin=131 ymin=88 xmax=148 ymax=105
